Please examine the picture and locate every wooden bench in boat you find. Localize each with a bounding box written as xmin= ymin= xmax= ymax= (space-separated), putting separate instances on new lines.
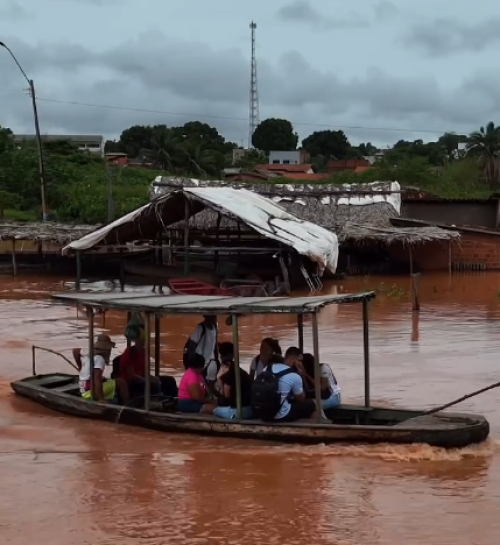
xmin=52 ymin=383 xmax=80 ymax=394
xmin=326 ymin=404 xmax=372 ymax=425
xmin=31 ymin=375 xmax=76 ymax=388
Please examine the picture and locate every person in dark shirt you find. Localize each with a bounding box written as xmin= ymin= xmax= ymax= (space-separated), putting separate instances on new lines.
xmin=213 ymin=342 xmax=253 ymax=419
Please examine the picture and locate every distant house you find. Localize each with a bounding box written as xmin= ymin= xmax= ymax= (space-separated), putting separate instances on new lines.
xmin=268 ymin=150 xmax=310 ymax=165
xmin=326 ymin=159 xmax=370 ymax=173
xmin=14 ymin=134 xmax=105 ymax=157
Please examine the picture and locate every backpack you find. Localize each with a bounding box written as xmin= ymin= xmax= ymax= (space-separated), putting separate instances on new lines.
xmin=182 ymin=323 xmax=207 ymax=369
xmin=251 ymin=364 xmax=294 ymax=421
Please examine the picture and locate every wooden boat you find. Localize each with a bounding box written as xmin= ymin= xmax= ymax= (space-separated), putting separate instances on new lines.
xmin=11 ymin=291 xmax=490 ymax=449
xmin=11 ymin=373 xmax=489 ymax=448
xmin=168 ymin=277 xmax=234 ymax=296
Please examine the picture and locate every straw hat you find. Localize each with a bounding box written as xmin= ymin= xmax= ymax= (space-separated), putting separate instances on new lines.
xmin=94 ymin=333 xmax=115 ymax=351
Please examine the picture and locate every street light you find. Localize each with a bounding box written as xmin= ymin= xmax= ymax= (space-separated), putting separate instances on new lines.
xmin=0 ymin=41 xmax=48 ymax=220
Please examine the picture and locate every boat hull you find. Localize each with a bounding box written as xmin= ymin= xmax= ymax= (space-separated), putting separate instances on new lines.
xmin=11 ymin=374 xmax=490 ymax=449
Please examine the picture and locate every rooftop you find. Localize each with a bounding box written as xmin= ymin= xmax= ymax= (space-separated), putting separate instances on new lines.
xmin=51 ymin=291 xmax=376 ymax=314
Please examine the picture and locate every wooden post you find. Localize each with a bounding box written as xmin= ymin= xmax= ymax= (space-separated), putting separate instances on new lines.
xmin=297 ymin=314 xmax=304 ymax=352
xmin=119 ymin=249 xmax=125 ymax=291
xmin=411 ymin=310 xmax=420 ymax=343
xmin=311 ymin=313 xmax=322 ymax=423
xmin=408 ymin=245 xmax=413 ymax=274
xmin=362 ymin=298 xmax=370 ymax=408
xmin=183 ymin=199 xmax=190 ymax=276
xmin=448 ymin=240 xmax=452 ymax=274
xmin=214 ymin=212 xmax=221 ymax=273
xmin=232 ymin=314 xmax=242 ymax=419
xmin=154 ymin=315 xmax=161 ymax=377
xmin=75 ymin=251 xmax=82 ymax=290
xmin=126 ymin=311 xmax=131 ymax=348
xmin=411 ymin=273 xmax=421 ymax=311
xmin=144 ymin=312 xmax=151 ymax=410
xmin=11 ymin=240 xmax=17 ymax=276
xmin=87 ymin=306 xmax=95 ymax=399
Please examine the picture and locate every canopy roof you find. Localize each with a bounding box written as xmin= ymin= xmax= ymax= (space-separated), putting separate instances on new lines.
xmin=61 ymin=187 xmax=339 ymax=274
xmin=51 ymin=291 xmax=375 ymax=315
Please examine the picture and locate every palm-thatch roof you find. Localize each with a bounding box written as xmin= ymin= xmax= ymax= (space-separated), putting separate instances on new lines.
xmin=150 ymin=177 xmax=459 ymax=245
xmin=0 ymin=222 xmax=97 ymax=244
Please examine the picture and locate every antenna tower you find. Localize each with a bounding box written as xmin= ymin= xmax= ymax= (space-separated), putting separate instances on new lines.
xmin=248 ymin=21 xmax=260 ymax=148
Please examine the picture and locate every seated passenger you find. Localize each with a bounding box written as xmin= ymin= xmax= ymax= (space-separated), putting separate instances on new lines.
xmin=251 ymin=348 xmax=317 ymax=422
xmin=249 ymin=337 xmax=282 ymax=381
xmin=213 ymin=342 xmax=253 ymax=419
xmin=302 ymin=353 xmax=341 ymax=409
xmin=74 ymin=334 xmax=129 ymax=404
xmin=183 ymin=315 xmax=219 ymax=393
xmin=178 ymin=353 xmax=218 ymax=414
xmin=119 ymin=324 xmax=161 ymax=398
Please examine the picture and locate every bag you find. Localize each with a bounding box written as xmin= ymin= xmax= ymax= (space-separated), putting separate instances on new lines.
xmin=251 ymin=364 xmax=294 ymax=421
xmin=182 ymin=323 xmax=206 ymax=368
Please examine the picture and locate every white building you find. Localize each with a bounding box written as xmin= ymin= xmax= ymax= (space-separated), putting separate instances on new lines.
xmin=14 ymin=134 xmax=105 ymax=157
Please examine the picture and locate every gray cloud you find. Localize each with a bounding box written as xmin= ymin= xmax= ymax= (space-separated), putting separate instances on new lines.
xmin=275 ymin=0 xmax=369 ymax=30
xmin=1 ymin=33 xmax=497 ymax=146
xmin=0 ymin=0 xmax=32 ymax=20
xmin=405 ymin=17 xmax=500 ymax=56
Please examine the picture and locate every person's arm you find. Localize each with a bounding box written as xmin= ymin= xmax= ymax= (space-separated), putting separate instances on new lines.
xmin=185 ymin=325 xmax=203 ymax=362
xmin=249 ymin=357 xmax=256 ymax=381
xmin=291 ymin=373 xmax=306 ymax=402
xmin=72 ymin=348 xmax=82 ymax=371
xmin=187 ymin=382 xmax=212 ymax=403
xmin=320 ymin=365 xmax=333 ymax=391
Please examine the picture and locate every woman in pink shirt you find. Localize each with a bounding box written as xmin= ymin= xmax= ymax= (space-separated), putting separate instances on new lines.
xmin=178 ymin=353 xmax=218 ymax=414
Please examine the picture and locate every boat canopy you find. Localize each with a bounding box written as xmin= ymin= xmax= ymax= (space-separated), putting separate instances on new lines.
xmin=51 ymin=291 xmax=375 ymax=315
xmin=61 ymin=187 xmax=339 ymax=274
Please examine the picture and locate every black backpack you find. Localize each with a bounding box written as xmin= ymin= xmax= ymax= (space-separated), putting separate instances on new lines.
xmin=251 ymin=364 xmax=294 ymax=421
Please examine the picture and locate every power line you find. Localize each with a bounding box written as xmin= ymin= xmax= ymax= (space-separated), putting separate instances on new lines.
xmin=10 ymin=93 xmax=466 ymax=136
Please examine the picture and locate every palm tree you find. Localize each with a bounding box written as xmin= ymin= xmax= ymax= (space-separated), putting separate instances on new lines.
xmin=140 ymin=127 xmax=182 ymax=171
xmin=180 ymin=142 xmax=219 ymax=177
xmin=466 ymin=122 xmax=500 ymax=188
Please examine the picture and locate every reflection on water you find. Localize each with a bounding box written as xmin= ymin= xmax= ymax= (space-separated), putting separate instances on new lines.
xmin=1 ymin=272 xmax=500 ymax=543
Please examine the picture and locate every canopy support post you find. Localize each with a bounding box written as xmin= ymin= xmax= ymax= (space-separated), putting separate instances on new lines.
xmin=362 ymin=298 xmax=370 ymax=408
xmin=87 ymin=306 xmax=95 ymax=399
xmin=232 ymin=314 xmax=242 ymax=419
xmin=126 ymin=311 xmax=131 ymax=347
xmin=297 ymin=314 xmax=304 ymax=352
xmin=144 ymin=312 xmax=151 ymax=411
xmin=311 ymin=313 xmax=322 ymax=423
xmin=75 ymin=251 xmax=81 ymax=290
xmin=154 ymin=315 xmax=161 ymax=377
xmin=183 ymin=199 xmax=190 ymax=276
xmin=11 ymin=240 xmax=17 ymax=276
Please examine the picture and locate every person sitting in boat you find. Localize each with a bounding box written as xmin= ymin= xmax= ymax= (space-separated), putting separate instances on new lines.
xmin=183 ymin=315 xmax=219 ymax=393
xmin=301 ymin=353 xmax=341 ymax=409
xmin=213 ymin=342 xmax=253 ymax=420
xmin=74 ymin=333 xmax=129 ymax=404
xmin=178 ymin=353 xmax=218 ymax=414
xmin=118 ymin=323 xmax=162 ymax=399
xmin=251 ymin=349 xmax=318 ymax=422
xmin=249 ymin=338 xmax=282 ymax=381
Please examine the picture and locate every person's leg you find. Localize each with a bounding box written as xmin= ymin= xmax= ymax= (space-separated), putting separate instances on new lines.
xmin=113 ymin=378 xmax=129 ymax=404
xmin=200 ymin=402 xmax=217 ymax=414
xmin=178 ymin=399 xmax=204 ymax=413
xmin=213 ymin=406 xmax=236 ymax=419
xmin=322 ymin=392 xmax=341 ymax=410
xmin=128 ymin=377 xmax=145 ymax=398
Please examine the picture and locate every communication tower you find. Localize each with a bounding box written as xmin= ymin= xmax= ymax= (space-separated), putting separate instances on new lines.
xmin=248 ymin=21 xmax=260 ymax=148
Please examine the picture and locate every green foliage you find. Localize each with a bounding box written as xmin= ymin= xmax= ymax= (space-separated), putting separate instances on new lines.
xmin=251 ymin=118 xmax=298 ymax=152
xmin=302 ymin=129 xmax=360 ymax=160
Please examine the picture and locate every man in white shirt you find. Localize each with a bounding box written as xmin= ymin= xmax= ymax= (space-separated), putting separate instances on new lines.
xmin=74 ymin=333 xmax=129 ymax=403
xmin=184 ymin=315 xmax=219 ymax=386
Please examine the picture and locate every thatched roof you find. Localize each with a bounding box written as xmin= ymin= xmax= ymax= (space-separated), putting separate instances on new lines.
xmin=150 ymin=177 xmax=458 ymax=245
xmin=0 ymin=222 xmax=97 ymax=243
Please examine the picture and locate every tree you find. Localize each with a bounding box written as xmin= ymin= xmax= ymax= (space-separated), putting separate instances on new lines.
xmin=357 ymin=142 xmax=377 ymax=156
xmin=181 ymin=142 xmax=221 ymax=176
xmin=251 ymin=118 xmax=298 ymax=153
xmin=119 ymin=125 xmax=158 ymax=157
xmin=302 ymin=130 xmax=354 ymax=160
xmin=141 ymin=127 xmax=182 ymax=171
xmin=466 ymin=122 xmax=500 ymax=188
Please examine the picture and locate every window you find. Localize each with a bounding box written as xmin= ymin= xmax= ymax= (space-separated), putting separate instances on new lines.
xmin=283 ymin=160 xmax=290 ymax=164
xmin=272 ymin=160 xmax=279 ymax=164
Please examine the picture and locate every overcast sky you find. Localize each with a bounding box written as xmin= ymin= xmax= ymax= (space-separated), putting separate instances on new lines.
xmin=1 ymin=0 xmax=500 ymax=148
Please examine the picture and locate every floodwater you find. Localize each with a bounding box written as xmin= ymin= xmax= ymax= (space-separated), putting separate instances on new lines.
xmin=1 ymin=273 xmax=500 ymax=544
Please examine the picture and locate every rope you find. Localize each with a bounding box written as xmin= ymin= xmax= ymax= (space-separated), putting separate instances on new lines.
xmin=423 ymin=380 xmax=500 ymax=416
xmin=32 ymin=345 xmax=79 ymax=371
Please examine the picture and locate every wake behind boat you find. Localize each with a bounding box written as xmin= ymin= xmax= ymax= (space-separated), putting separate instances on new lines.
xmin=11 ymin=291 xmax=490 ymax=449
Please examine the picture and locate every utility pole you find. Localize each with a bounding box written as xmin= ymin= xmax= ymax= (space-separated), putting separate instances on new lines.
xmin=1 ymin=41 xmax=48 ymax=220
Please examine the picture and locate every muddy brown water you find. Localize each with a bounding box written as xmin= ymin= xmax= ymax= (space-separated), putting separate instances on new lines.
xmin=1 ymin=273 xmax=500 ymax=544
